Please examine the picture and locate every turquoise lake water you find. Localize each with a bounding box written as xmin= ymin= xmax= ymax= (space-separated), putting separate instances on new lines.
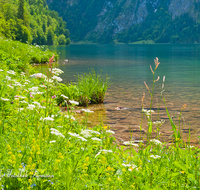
xmin=47 ymin=44 xmax=200 ymax=144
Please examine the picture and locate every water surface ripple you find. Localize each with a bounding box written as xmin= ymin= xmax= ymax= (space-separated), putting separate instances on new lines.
xmin=48 ymin=44 xmax=200 ymax=145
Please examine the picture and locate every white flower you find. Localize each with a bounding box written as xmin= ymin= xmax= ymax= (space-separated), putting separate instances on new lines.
xmin=45 ymin=78 xmax=53 ymax=83
xmin=27 ymin=104 xmax=35 ymax=110
xmin=95 ymin=149 xmax=113 ymax=157
xmin=65 ymin=115 xmax=75 ymax=121
xmin=123 ymin=141 xmax=139 ymax=147
xmin=57 ymin=126 xmax=63 ymax=128
xmin=39 ymin=106 xmax=46 ymax=109
xmin=69 ymin=100 xmax=79 ymax=105
xmin=30 ymin=73 xmax=47 ymax=78
xmin=61 ymin=94 xmax=68 ymax=99
xmin=32 ymin=101 xmax=41 ymax=106
xmin=80 ymin=129 xmax=100 ymax=138
xmin=81 ymin=109 xmax=94 ymax=113
xmin=18 ymin=108 xmax=24 ymax=112
xmin=40 ymin=84 xmax=46 ymax=88
xmin=52 ymin=76 xmax=62 ymax=82
xmin=51 ymin=131 xmax=65 ymax=138
xmin=50 ymin=140 xmax=56 ymax=143
xmin=43 ymin=117 xmax=54 ymax=121
xmin=150 ymin=139 xmax=162 ymax=145
xmin=14 ymin=95 xmax=26 ymax=99
xmin=0 ymin=69 xmax=3 ymax=71
xmin=91 ymin=137 xmax=102 ymax=142
xmin=68 ymin=132 xmax=80 ymax=137
xmin=7 ymin=84 xmax=13 ymax=89
xmin=7 ymin=70 xmax=16 ymax=75
xmin=80 ymin=130 xmax=92 ymax=138
xmin=128 ymin=165 xmax=138 ymax=171
xmin=68 ymin=132 xmax=87 ymax=141
xmin=20 ymin=100 xmax=28 ymax=104
xmin=29 ymin=87 xmax=39 ymax=92
xmin=50 ymin=68 xmax=64 ymax=75
xmin=77 ymin=136 xmax=87 ymax=141
xmin=150 ymin=155 xmax=161 ymax=159
xmin=106 ymin=130 xmax=115 ymax=134
xmin=122 ymin=163 xmax=132 ymax=167
xmin=0 ymin=97 xmax=10 ymax=101
xmin=5 ymin=76 xmax=11 ymax=81
xmin=13 ymin=82 xmax=22 ymax=86
xmin=153 ymin=120 xmax=165 ymax=125
xmin=50 ymin=128 xmax=59 ymax=133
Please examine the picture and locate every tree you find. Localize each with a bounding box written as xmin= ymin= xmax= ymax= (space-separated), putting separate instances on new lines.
xmin=17 ymin=0 xmax=25 ymax=21
xmin=47 ymin=26 xmax=54 ymax=45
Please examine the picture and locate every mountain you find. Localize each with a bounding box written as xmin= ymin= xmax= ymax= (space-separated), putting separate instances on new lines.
xmin=47 ymin=0 xmax=200 ymax=44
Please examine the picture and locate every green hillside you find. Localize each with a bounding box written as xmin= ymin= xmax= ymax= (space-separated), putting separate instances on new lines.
xmin=0 ymin=0 xmax=70 ymax=45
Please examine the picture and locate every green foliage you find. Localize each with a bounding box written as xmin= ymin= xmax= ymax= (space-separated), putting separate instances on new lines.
xmin=57 ymin=70 xmax=109 ymax=106
xmin=0 ymin=0 xmax=70 ymax=45
xmin=0 ymin=56 xmax=200 ymax=189
xmin=0 ymin=37 xmax=57 ymax=72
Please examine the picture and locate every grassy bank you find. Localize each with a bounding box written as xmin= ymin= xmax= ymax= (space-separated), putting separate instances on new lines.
xmin=0 ymin=39 xmax=200 ymax=189
xmin=0 ymin=37 xmax=57 ymax=72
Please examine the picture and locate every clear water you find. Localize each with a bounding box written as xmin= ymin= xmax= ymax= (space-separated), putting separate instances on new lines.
xmin=47 ymin=44 xmax=200 ymax=144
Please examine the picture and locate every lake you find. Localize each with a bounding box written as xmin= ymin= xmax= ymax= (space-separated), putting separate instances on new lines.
xmin=47 ymin=44 xmax=200 ymax=144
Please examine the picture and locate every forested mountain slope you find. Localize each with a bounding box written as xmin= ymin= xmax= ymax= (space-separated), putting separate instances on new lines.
xmin=47 ymin=0 xmax=200 ymax=44
xmin=0 ymin=0 xmax=70 ymax=45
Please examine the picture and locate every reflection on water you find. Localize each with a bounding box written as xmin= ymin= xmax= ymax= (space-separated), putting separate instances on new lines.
xmin=47 ymin=44 xmax=200 ymax=145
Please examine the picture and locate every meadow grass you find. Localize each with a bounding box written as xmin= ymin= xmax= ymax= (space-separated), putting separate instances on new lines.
xmin=0 ymin=36 xmax=57 ymax=73
xmin=57 ymin=69 xmax=109 ymax=106
xmin=0 ymin=39 xmax=200 ymax=189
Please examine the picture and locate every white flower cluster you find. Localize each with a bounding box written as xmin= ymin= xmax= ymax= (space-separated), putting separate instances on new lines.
xmin=50 ymin=68 xmax=64 ymax=76
xmin=81 ymin=109 xmax=94 ymax=113
xmin=69 ymin=100 xmax=79 ymax=105
xmin=95 ymin=149 xmax=113 ymax=157
xmin=7 ymin=70 xmax=16 ymax=75
xmin=51 ymin=128 xmax=65 ymax=138
xmin=65 ymin=115 xmax=75 ymax=121
xmin=52 ymin=76 xmax=62 ymax=82
xmin=122 ymin=163 xmax=138 ymax=171
xmin=68 ymin=132 xmax=87 ymax=141
xmin=153 ymin=120 xmax=165 ymax=125
xmin=80 ymin=129 xmax=100 ymax=138
xmin=142 ymin=109 xmax=155 ymax=119
xmin=150 ymin=155 xmax=161 ymax=159
xmin=30 ymin=73 xmax=47 ymax=78
xmin=150 ymin=139 xmax=162 ymax=145
xmin=123 ymin=141 xmax=139 ymax=147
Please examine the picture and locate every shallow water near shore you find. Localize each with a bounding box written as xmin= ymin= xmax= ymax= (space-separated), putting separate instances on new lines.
xmin=47 ymin=44 xmax=200 ymax=145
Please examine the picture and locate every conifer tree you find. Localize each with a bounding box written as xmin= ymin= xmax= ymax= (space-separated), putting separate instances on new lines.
xmin=17 ymin=0 xmax=25 ymax=21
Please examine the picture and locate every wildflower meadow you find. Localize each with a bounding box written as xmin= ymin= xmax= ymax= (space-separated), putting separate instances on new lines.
xmin=0 ymin=39 xmax=200 ymax=189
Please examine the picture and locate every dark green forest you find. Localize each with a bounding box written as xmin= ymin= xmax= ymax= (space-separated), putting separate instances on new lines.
xmin=117 ymin=1 xmax=200 ymax=44
xmin=0 ymin=0 xmax=70 ymax=45
xmin=47 ymin=0 xmax=200 ymax=44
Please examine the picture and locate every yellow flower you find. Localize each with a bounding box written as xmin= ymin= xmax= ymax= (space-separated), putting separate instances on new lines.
xmin=85 ymin=157 xmax=89 ymax=162
xmin=8 ymin=151 xmax=12 ymax=154
xmin=7 ymin=144 xmax=11 ymax=151
xmin=108 ymin=177 xmax=112 ymax=181
xmin=103 ymin=126 xmax=108 ymax=130
xmin=28 ymin=178 xmax=32 ymax=183
xmin=181 ymin=171 xmax=185 ymax=174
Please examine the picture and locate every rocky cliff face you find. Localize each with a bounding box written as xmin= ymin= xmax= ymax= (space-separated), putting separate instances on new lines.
xmin=47 ymin=0 xmax=200 ymax=42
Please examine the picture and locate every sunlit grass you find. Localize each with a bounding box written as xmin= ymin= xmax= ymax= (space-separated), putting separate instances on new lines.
xmin=0 ymin=39 xmax=200 ymax=189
